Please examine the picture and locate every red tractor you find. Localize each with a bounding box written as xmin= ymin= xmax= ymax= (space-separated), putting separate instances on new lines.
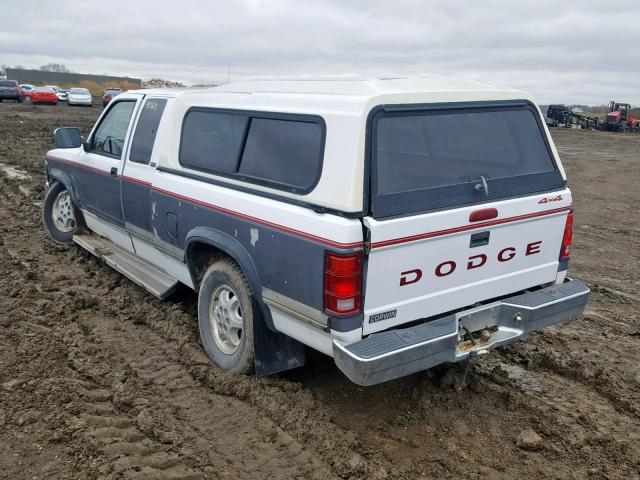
xmin=599 ymin=101 xmax=639 ymax=132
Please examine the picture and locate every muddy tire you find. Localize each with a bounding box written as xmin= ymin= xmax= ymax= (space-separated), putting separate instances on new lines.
xmin=198 ymin=258 xmax=255 ymax=374
xmin=42 ymin=181 xmax=84 ymax=246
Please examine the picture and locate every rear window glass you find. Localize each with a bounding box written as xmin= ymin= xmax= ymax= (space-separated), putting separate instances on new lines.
xmin=238 ymin=118 xmax=323 ymax=191
xmin=179 ymin=110 xmax=324 ymax=193
xmin=180 ymin=111 xmax=248 ymax=173
xmin=376 ymin=109 xmax=556 ymax=195
xmin=130 ymin=98 xmax=167 ymax=164
xmin=0 ymin=80 xmax=17 ymax=87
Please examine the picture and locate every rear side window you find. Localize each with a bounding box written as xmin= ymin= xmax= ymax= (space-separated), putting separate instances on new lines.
xmin=239 ymin=118 xmax=323 ymax=190
xmin=129 ymin=98 xmax=167 ymax=164
xmin=179 ymin=109 xmax=324 ymax=194
xmin=180 ymin=111 xmax=248 ymax=173
xmin=371 ymin=103 xmax=565 ymax=218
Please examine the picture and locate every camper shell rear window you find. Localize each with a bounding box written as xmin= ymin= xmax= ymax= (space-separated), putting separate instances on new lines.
xmin=369 ymin=101 xmax=566 ymax=218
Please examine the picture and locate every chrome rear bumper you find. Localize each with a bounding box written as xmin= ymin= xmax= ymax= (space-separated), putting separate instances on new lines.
xmin=333 ymin=279 xmax=590 ymax=386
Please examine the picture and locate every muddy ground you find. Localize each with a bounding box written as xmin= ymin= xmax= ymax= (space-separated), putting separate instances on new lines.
xmin=0 ymin=101 xmax=638 ymax=480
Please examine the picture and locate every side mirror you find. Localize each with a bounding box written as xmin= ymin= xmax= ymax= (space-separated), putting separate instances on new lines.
xmin=82 ymin=138 xmax=91 ymax=152
xmin=54 ymin=127 xmax=82 ymax=148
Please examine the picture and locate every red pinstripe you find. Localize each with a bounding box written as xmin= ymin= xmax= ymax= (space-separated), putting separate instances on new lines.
xmin=371 ymin=206 xmax=571 ymax=249
xmin=47 ymin=156 xmax=363 ymax=250
xmin=47 ymin=155 xmax=569 ymax=252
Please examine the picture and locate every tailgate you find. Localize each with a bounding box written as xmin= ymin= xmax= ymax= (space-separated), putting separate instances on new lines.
xmin=363 ymin=100 xmax=569 ymax=334
xmin=363 ymin=190 xmax=571 ymax=334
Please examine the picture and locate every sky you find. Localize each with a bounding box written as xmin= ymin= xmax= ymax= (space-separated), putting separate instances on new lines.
xmin=1 ymin=0 xmax=639 ymax=105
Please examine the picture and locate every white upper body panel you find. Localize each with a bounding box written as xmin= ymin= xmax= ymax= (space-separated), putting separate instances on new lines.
xmin=123 ymin=75 xmax=565 ymax=213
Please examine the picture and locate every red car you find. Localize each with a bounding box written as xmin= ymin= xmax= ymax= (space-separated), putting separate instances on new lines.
xmin=102 ymin=88 xmax=122 ymax=107
xmin=31 ymin=87 xmax=58 ymax=105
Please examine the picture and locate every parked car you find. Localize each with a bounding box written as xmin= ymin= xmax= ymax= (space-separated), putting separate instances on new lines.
xmin=42 ymin=77 xmax=589 ymax=386
xmin=67 ymin=87 xmax=93 ymax=106
xmin=31 ymin=87 xmax=58 ymax=105
xmin=20 ymin=84 xmax=35 ymax=99
xmin=46 ymin=85 xmax=68 ymax=102
xmin=0 ymin=80 xmax=23 ymax=102
xmin=102 ymin=88 xmax=121 ymax=106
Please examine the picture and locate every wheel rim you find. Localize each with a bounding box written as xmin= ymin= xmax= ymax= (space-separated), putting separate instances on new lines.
xmin=209 ymin=284 xmax=243 ymax=355
xmin=51 ymin=190 xmax=76 ymax=233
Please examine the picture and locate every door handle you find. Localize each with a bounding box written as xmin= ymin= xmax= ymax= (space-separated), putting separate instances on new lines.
xmin=110 ymin=167 xmax=118 ymax=176
xmin=470 ymin=231 xmax=490 ymax=248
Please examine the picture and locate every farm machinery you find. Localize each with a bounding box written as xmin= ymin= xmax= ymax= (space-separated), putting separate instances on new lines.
xmin=546 ymin=105 xmax=599 ymax=129
xmin=599 ymin=101 xmax=639 ymax=132
xmin=546 ymin=102 xmax=639 ymax=133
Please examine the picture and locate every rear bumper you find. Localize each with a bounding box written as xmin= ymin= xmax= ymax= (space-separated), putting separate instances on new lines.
xmin=333 ymin=279 xmax=590 ymax=386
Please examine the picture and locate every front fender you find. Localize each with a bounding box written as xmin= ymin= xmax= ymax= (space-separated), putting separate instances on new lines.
xmin=46 ymin=165 xmax=80 ymax=206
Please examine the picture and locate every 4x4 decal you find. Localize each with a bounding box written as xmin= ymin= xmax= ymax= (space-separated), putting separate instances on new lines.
xmin=538 ymin=195 xmax=563 ymax=204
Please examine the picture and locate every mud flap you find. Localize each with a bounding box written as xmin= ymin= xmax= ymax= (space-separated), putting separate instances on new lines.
xmin=253 ymin=311 xmax=306 ymax=376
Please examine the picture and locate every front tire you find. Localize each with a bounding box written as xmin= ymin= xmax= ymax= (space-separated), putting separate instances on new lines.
xmin=198 ymin=258 xmax=255 ymax=374
xmin=42 ymin=181 xmax=84 ymax=245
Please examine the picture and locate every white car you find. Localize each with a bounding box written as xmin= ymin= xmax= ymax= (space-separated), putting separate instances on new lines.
xmin=67 ymin=88 xmax=93 ymax=106
xmin=46 ymin=85 xmax=68 ymax=102
xmin=42 ymin=76 xmax=589 ymax=385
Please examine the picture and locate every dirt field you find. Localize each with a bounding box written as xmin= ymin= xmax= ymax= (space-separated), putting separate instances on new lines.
xmin=1 ymin=101 xmax=639 ymax=480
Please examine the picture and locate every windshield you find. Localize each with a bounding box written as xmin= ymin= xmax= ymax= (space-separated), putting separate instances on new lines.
xmin=370 ymin=103 xmax=565 ymax=218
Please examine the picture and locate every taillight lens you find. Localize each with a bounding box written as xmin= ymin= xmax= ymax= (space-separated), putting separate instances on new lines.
xmin=324 ymin=251 xmax=362 ymax=317
xmin=560 ymin=210 xmax=573 ymax=260
xmin=13 ymin=87 xmax=19 ymax=92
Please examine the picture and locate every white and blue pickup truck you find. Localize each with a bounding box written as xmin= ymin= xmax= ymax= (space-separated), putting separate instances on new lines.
xmin=43 ymin=76 xmax=589 ymax=385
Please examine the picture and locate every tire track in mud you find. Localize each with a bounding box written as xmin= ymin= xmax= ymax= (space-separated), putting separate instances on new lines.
xmin=61 ymin=312 xmax=337 ymax=479
xmin=475 ymin=356 xmax=640 ymax=479
xmin=0 ymin=173 xmax=387 ymax=479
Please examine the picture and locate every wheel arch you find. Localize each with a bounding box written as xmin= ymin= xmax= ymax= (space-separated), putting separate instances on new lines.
xmin=47 ymin=167 xmax=80 ymax=205
xmin=185 ymin=226 xmax=306 ymax=375
xmin=184 ymin=226 xmax=275 ymax=330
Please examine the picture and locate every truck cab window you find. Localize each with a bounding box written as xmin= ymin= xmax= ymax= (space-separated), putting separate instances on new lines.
xmin=92 ymin=101 xmax=136 ymax=158
xmin=130 ymin=98 xmax=168 ymax=164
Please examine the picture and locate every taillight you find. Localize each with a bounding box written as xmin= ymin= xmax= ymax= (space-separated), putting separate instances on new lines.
xmin=559 ymin=210 xmax=573 ymax=261
xmin=324 ymin=251 xmax=362 ymax=317
xmin=13 ymin=87 xmax=19 ymax=92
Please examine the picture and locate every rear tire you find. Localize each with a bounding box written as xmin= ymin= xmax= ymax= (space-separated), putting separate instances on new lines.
xmin=197 ymin=258 xmax=255 ymax=374
xmin=42 ymin=181 xmax=84 ymax=246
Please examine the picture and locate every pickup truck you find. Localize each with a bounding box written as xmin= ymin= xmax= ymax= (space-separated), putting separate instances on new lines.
xmin=43 ymin=76 xmax=589 ymax=385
